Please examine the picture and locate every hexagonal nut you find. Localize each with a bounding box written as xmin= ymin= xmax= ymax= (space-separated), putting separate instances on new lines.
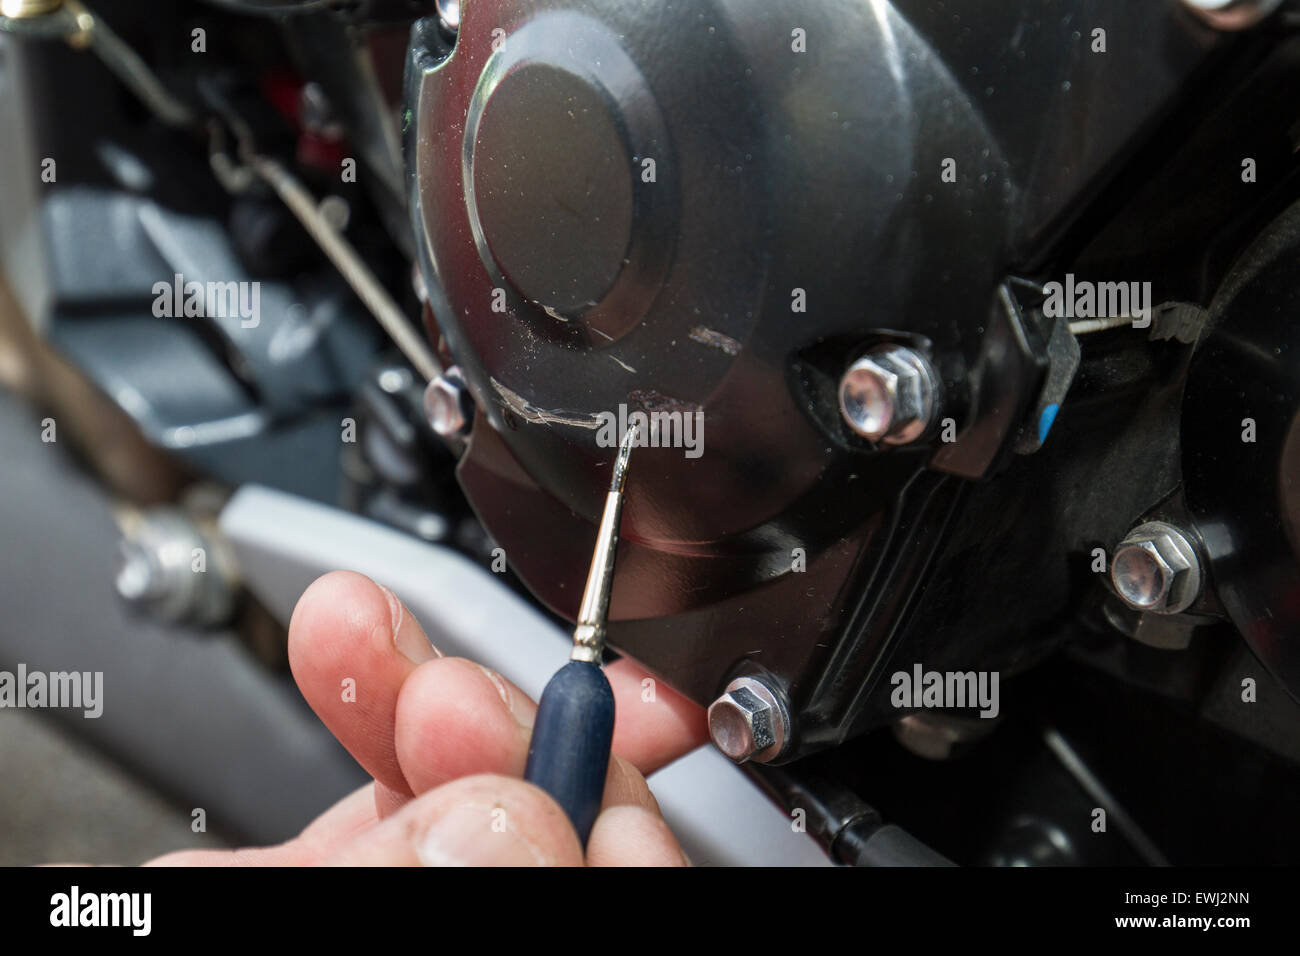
xmin=707 ymin=677 xmax=789 ymax=764
xmin=838 ymin=346 xmax=936 ymax=445
xmin=1110 ymin=522 xmax=1202 ymax=615
xmin=423 ymin=369 xmax=470 ymax=437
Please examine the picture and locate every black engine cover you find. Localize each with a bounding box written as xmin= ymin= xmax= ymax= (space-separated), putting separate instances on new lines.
xmin=404 ymin=0 xmax=1219 ymax=757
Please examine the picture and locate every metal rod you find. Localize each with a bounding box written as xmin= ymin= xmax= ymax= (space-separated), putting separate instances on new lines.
xmin=0 ymin=1 xmax=195 ymax=128
xmin=1043 ymin=727 xmax=1169 ymax=866
xmin=245 ymin=153 xmax=443 ymax=383
xmin=570 ymin=426 xmax=635 ymax=663
xmin=1068 ymin=315 xmax=1140 ymax=336
xmin=78 ymin=1 xmax=195 ymax=128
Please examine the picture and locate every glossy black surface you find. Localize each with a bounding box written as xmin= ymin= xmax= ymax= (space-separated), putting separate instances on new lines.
xmin=1184 ymin=200 xmax=1300 ymax=699
xmin=405 ymin=1 xmax=1222 ymax=757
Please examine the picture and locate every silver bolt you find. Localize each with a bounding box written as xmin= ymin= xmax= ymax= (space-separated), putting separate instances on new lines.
xmin=299 ymin=82 xmax=342 ymax=138
xmin=1110 ymin=521 xmax=1203 ymax=615
xmin=318 ymin=195 xmax=350 ymax=232
xmin=424 ymin=366 xmax=469 ymax=437
xmin=113 ymin=509 xmax=237 ymax=626
xmin=707 ymin=676 xmax=791 ymax=764
xmin=113 ymin=540 xmax=165 ymax=603
xmin=378 ymin=366 xmax=411 ymax=395
xmin=434 ymin=0 xmax=460 ymax=35
xmin=1180 ymin=0 xmax=1282 ymax=30
xmin=893 ymin=712 xmax=995 ymax=760
xmin=838 ymin=345 xmax=938 ymax=445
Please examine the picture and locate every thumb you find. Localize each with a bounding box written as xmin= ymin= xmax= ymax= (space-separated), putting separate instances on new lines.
xmin=322 ymin=774 xmax=584 ymax=867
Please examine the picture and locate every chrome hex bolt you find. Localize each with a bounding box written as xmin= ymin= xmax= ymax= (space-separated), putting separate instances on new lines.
xmin=1110 ymin=521 xmax=1203 ymax=615
xmin=112 ymin=509 xmax=237 ymax=627
xmin=423 ymin=366 xmax=471 ymax=438
xmin=838 ymin=345 xmax=938 ymax=446
xmin=707 ymin=676 xmax=791 ymax=764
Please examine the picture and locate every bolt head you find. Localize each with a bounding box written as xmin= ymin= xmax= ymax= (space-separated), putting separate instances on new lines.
xmin=424 ymin=370 xmax=469 ymax=437
xmin=838 ymin=346 xmax=936 ymax=445
xmin=113 ymin=540 xmax=164 ymax=603
xmin=707 ymin=677 xmax=789 ymax=763
xmin=435 ymin=0 xmax=460 ymax=34
xmin=1111 ymin=522 xmax=1202 ymax=615
xmin=377 ymin=367 xmax=411 ymax=395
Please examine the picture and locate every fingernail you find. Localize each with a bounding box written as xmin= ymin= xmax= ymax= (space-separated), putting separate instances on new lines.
xmin=416 ymin=803 xmax=549 ymax=866
xmin=477 ymin=664 xmax=513 ymax=711
xmin=378 ymin=583 xmax=439 ymax=665
xmin=477 ymin=665 xmax=532 ymax=731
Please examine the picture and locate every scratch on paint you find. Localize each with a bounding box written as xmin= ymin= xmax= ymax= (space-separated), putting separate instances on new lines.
xmin=689 ymin=326 xmax=742 ymax=356
xmin=489 ymin=380 xmax=702 ymax=430
xmin=489 ymin=377 xmax=601 ymax=429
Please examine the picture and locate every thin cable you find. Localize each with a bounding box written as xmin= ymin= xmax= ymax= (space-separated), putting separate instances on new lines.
xmin=245 ymin=153 xmax=442 ymax=383
xmin=1043 ymin=727 xmax=1170 ymax=866
xmin=1068 ymin=315 xmax=1140 ymax=335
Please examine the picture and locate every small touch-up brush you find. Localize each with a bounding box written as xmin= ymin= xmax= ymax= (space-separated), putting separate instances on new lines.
xmin=522 ymin=426 xmax=635 ymax=846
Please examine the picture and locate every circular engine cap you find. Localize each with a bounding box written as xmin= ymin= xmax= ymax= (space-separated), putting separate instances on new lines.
xmin=469 ymin=64 xmax=633 ymax=316
xmin=460 ymin=10 xmax=676 ymax=345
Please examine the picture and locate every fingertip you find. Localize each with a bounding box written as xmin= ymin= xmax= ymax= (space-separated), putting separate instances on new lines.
xmin=393 ymin=657 xmax=536 ymax=795
xmin=286 ymin=571 xmax=436 ymax=796
xmin=287 ymin=571 xmax=373 ymax=669
xmin=289 ymin=571 xmax=437 ymax=674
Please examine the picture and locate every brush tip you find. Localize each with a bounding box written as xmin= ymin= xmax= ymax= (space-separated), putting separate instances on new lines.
xmin=610 ymin=426 xmax=635 ymax=492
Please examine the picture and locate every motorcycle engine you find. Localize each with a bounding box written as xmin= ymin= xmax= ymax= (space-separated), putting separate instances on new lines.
xmin=405 ymin=0 xmax=1300 ymax=768
xmin=6 ymin=0 xmax=1300 ymax=866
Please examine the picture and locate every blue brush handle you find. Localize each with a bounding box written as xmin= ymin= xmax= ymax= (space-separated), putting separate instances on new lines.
xmin=523 ymin=660 xmax=615 ymax=847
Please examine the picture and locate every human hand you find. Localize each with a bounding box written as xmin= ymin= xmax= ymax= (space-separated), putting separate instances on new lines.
xmin=145 ymin=571 xmax=707 ymax=866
